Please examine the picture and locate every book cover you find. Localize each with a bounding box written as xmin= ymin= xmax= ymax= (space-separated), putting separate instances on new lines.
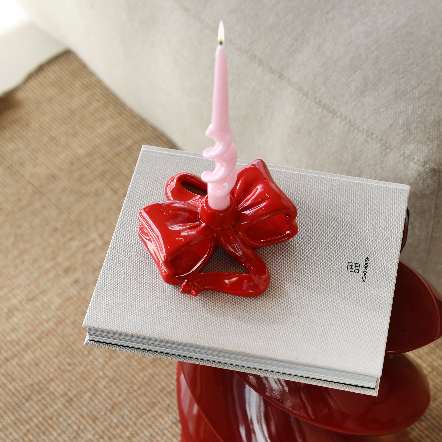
xmin=83 ymin=146 xmax=409 ymax=396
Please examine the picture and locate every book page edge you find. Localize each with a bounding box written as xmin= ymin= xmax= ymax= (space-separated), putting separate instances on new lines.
xmin=84 ymin=333 xmax=379 ymax=396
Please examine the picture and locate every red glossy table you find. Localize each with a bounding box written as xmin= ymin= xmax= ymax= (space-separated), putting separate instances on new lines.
xmin=177 ymin=261 xmax=442 ymax=441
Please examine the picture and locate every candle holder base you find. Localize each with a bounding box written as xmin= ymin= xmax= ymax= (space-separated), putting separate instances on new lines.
xmin=138 ymin=159 xmax=298 ymax=297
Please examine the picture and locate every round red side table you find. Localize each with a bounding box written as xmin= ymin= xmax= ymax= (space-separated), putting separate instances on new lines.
xmin=177 ymin=261 xmax=442 ymax=441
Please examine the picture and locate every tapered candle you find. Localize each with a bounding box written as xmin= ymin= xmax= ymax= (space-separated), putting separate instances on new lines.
xmin=202 ymin=21 xmax=238 ymax=211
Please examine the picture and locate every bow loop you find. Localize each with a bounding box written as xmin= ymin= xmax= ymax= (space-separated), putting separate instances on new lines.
xmin=233 ymin=160 xmax=298 ymax=248
xmin=138 ymin=201 xmax=215 ymax=284
xmin=165 ymin=173 xmax=207 ymax=207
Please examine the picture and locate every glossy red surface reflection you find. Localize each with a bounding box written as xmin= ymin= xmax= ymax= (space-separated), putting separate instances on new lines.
xmin=177 ymin=363 xmax=220 ymax=442
xmin=138 ymin=159 xmax=298 ymax=297
xmin=386 ymin=261 xmax=442 ymax=353
xmin=235 ymin=354 xmax=430 ymax=435
xmin=178 ymin=362 xmax=412 ymax=442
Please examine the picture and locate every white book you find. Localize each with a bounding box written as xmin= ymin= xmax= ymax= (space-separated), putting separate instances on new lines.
xmin=83 ymin=146 xmax=409 ymax=396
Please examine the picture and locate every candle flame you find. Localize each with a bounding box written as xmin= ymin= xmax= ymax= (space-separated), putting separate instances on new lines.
xmin=218 ymin=20 xmax=225 ymax=43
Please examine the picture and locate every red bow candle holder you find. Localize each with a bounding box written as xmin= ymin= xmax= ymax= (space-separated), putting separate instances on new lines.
xmin=138 ymin=159 xmax=298 ymax=297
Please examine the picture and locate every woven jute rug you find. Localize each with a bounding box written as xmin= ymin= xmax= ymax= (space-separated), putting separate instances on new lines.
xmin=0 ymin=51 xmax=441 ymax=441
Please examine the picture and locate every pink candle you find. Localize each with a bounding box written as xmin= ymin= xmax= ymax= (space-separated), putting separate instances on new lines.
xmin=202 ymin=21 xmax=238 ymax=211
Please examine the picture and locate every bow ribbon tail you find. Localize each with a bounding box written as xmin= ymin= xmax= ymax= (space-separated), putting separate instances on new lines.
xmin=180 ymin=226 xmax=270 ymax=297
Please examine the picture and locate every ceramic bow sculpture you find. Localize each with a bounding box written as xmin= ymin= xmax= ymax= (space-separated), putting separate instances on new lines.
xmin=138 ymin=159 xmax=298 ymax=297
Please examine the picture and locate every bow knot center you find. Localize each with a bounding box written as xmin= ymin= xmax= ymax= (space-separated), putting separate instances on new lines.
xmin=199 ymin=195 xmax=239 ymax=229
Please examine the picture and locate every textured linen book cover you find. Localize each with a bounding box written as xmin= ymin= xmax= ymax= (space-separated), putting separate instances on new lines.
xmin=83 ymin=146 xmax=409 ymax=395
